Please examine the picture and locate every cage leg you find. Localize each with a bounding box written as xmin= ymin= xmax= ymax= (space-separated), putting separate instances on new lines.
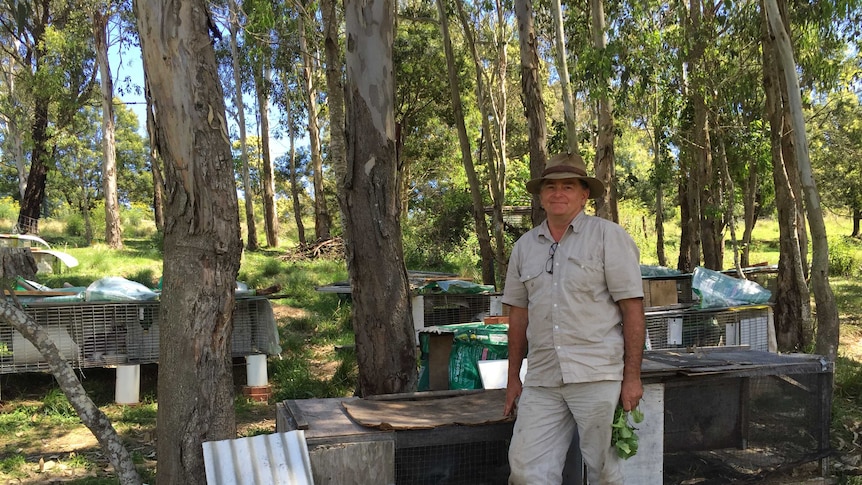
xmin=115 ymin=364 xmax=140 ymax=405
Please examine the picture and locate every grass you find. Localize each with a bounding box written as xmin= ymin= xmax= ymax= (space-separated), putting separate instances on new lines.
xmin=0 ymin=210 xmax=861 ymax=482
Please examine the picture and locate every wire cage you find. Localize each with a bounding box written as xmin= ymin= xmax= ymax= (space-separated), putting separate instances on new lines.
xmin=420 ymin=294 xmax=498 ymax=328
xmin=393 ymin=423 xmax=513 ymax=485
xmin=0 ymin=298 xmax=276 ymax=374
xmin=394 ymin=441 xmax=510 ymax=485
xmin=663 ymin=366 xmax=832 ymax=483
xmin=645 ymin=305 xmax=773 ymax=352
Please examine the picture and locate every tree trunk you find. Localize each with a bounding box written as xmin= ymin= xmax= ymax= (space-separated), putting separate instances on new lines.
xmin=590 ymin=0 xmax=617 ymax=222
xmin=321 ymin=0 xmax=346 ymax=236
xmin=438 ymin=0 xmax=494 ymax=285
xmin=450 ymin=0 xmax=500 ymax=286
xmin=0 ymin=249 xmax=142 ymax=485
xmin=741 ymin=161 xmax=759 ymax=267
xmin=765 ymin=0 xmax=839 ymax=362
xmin=144 ymin=72 xmax=165 ymax=232
xmin=94 ymin=9 xmax=123 ymax=249
xmin=342 ymin=0 xmax=417 ymax=396
xmin=18 ymin=101 xmax=49 ymax=234
xmin=761 ymin=0 xmax=811 ymax=352
xmin=1 ymin=38 xmax=28 ymax=199
xmin=686 ymin=3 xmax=724 ymax=272
xmin=229 ymin=0 xmax=258 ymax=251
xmin=550 ymin=0 xmax=577 ymax=155
xmin=16 ymin=2 xmax=50 ymax=235
xmin=286 ymin=97 xmax=307 ymax=246
xmin=650 ymin=124 xmax=667 ymax=267
xmin=255 ymin=67 xmax=279 ymax=247
xmin=300 ymin=8 xmax=332 ymax=242
xmin=135 ymin=2 xmax=244 ymax=484
xmin=514 ymin=0 xmax=547 ymax=227
xmin=677 ymin=146 xmax=699 ymax=272
xmin=717 ymin=132 xmax=742 ymax=274
xmin=853 ymin=206 xmax=860 ymax=238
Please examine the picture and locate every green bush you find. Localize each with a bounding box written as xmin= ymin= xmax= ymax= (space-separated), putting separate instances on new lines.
xmin=0 ymin=196 xmax=17 ymax=221
xmin=829 ymin=236 xmax=861 ymax=277
xmin=64 ymin=213 xmax=87 ymax=238
xmin=41 ymin=388 xmax=77 ymax=418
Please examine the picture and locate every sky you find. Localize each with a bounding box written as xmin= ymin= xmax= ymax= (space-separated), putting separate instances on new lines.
xmin=108 ymin=41 xmax=292 ymax=161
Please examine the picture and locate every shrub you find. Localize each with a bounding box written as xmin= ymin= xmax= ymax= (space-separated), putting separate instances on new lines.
xmin=829 ymin=236 xmax=861 ymax=277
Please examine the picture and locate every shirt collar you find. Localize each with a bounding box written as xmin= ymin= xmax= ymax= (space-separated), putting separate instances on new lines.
xmin=537 ymin=211 xmax=587 ymax=243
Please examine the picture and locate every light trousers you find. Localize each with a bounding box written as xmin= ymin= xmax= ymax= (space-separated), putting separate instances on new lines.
xmin=508 ymin=380 xmax=623 ymax=485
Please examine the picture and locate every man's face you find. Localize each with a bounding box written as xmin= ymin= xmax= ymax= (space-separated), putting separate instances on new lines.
xmin=539 ymin=178 xmax=590 ymax=220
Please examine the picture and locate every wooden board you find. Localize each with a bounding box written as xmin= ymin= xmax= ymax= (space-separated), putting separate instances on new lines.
xmin=342 ymin=389 xmax=511 ymax=430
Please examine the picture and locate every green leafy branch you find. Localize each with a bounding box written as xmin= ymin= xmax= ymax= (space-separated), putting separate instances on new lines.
xmin=611 ymin=404 xmax=644 ymax=459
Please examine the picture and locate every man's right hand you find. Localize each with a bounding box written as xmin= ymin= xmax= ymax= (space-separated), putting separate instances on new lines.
xmin=504 ymin=378 xmax=522 ymax=416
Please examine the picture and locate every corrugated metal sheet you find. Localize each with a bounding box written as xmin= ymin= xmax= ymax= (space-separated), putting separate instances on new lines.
xmin=203 ymin=430 xmax=314 ymax=485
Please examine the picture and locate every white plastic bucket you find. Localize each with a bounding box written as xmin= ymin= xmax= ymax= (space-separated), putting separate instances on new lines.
xmin=245 ymin=354 xmax=268 ymax=387
xmin=115 ymin=364 xmax=140 ymax=404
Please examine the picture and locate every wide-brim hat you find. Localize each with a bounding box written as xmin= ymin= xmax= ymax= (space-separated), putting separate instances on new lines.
xmin=526 ymin=152 xmax=605 ymax=199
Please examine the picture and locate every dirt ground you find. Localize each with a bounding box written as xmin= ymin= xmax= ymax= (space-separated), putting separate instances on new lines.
xmin=0 ymin=368 xmax=277 ymax=484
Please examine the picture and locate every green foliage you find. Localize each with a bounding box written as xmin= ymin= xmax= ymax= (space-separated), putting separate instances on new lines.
xmin=40 ymin=388 xmax=77 ymax=419
xmin=119 ymin=404 xmax=157 ymax=425
xmin=829 ymin=236 xmax=862 ymax=277
xmin=611 ymin=404 xmax=644 ymax=459
xmin=122 ymin=203 xmax=158 ymax=239
xmin=63 ymin=212 xmax=87 ymax=238
xmin=0 ymin=407 xmax=35 ymax=435
xmin=0 ymin=197 xmax=17 ymax=220
xmin=403 ymin=188 xmax=474 ymax=271
xmin=0 ymin=454 xmax=26 ymax=476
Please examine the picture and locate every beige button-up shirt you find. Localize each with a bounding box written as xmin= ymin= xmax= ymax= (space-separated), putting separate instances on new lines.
xmin=502 ymin=211 xmax=643 ymax=386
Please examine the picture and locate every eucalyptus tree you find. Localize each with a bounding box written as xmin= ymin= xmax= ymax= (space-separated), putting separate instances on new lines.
xmin=271 ymin=15 xmax=310 ymax=246
xmin=765 ymin=0 xmax=839 ymax=362
xmin=1 ymin=0 xmax=98 ymax=234
xmin=136 ymin=1 xmax=243 ymax=484
xmin=283 ymin=89 xmax=307 ymax=244
xmin=588 ymin=0 xmax=618 ymax=222
xmin=612 ymin=0 xmax=683 ymax=267
xmin=514 ymin=0 xmax=548 ymax=226
xmin=51 ymin=106 xmax=102 ymax=243
xmin=0 ymin=32 xmax=29 ymax=200
xmin=271 ymin=0 xmax=332 ymax=243
xmin=244 ymin=0 xmax=279 ymax=246
xmin=342 ymin=0 xmax=418 ymax=396
xmin=453 ymin=0 xmax=513 ymax=285
xmin=436 ymin=0 xmax=495 ymax=285
xmin=49 ymin=102 xmax=146 ymax=233
xmin=549 ymin=0 xmax=577 ymax=155
xmin=320 ymin=0 xmax=346 ymax=232
xmin=225 ymin=0 xmax=259 ymax=250
xmin=92 ymin=0 xmax=124 ymax=248
xmin=296 ymin=0 xmax=329 ymax=242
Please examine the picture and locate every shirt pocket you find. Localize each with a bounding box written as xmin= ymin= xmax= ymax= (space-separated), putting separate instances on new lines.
xmin=519 ymin=268 xmax=544 ymax=295
xmin=565 ymin=256 xmax=605 ymax=294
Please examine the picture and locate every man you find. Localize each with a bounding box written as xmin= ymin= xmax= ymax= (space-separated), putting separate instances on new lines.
xmin=502 ymin=152 xmax=645 ymax=484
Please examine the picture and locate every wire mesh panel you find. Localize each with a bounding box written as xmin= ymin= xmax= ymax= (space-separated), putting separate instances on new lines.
xmin=0 ymin=304 xmax=84 ymax=373
xmin=663 ymin=369 xmax=832 ymax=483
xmin=125 ymin=303 xmax=160 ymax=363
xmin=394 ymin=423 xmax=513 ymax=485
xmin=421 ymin=294 xmax=494 ymax=328
xmin=0 ymin=298 xmax=276 ymax=374
xmin=395 ymin=440 xmax=510 ymax=485
xmin=645 ymin=305 xmax=772 ymax=351
xmin=232 ymin=298 xmax=272 ymax=356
